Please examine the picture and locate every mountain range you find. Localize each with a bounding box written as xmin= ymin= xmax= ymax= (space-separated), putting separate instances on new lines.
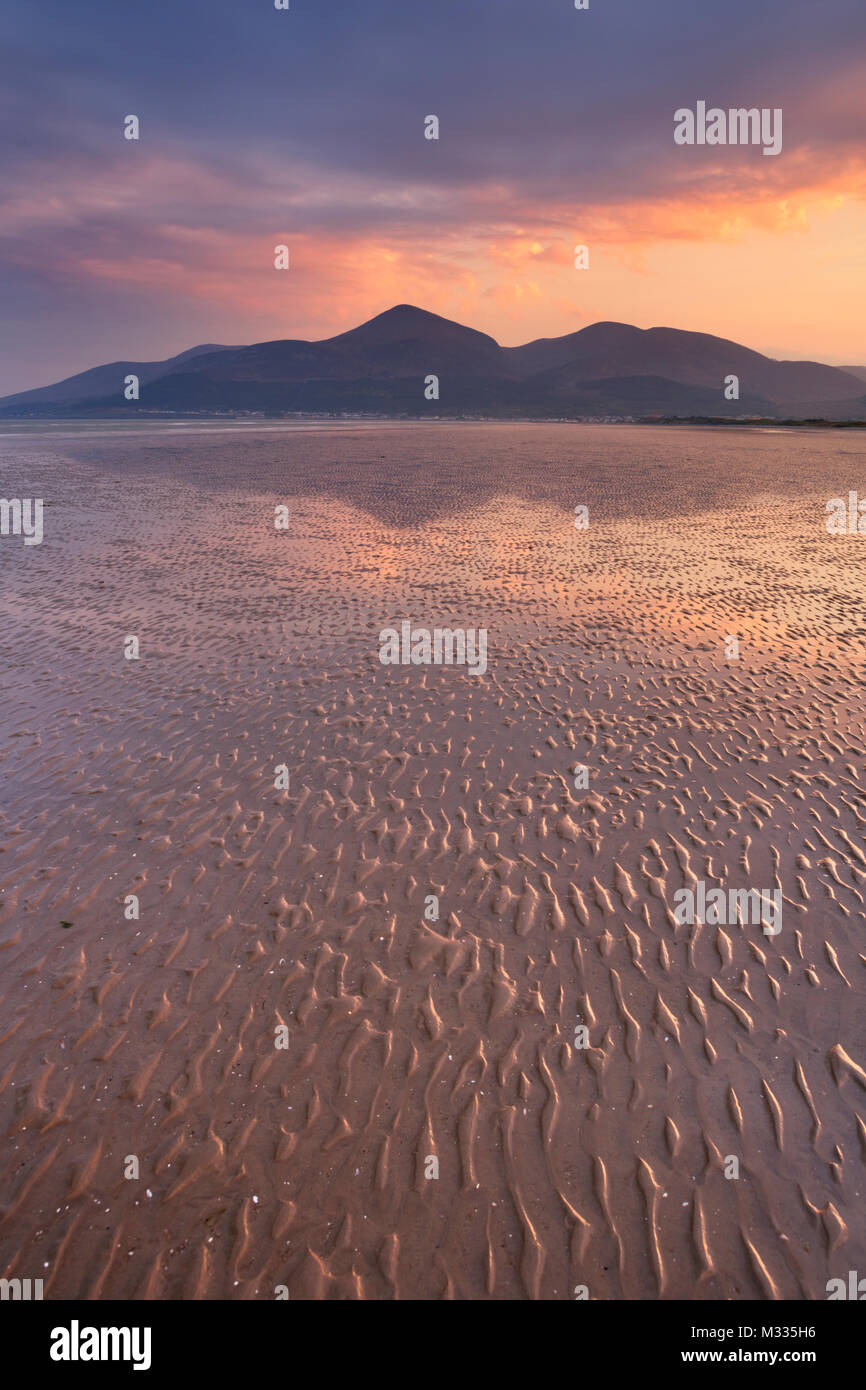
xmin=2 ymin=305 xmax=864 ymax=420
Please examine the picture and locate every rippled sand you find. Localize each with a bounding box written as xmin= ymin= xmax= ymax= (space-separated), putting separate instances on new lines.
xmin=1 ymin=421 xmax=865 ymax=1300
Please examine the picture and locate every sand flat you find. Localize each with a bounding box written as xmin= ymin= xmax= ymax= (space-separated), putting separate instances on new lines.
xmin=1 ymin=422 xmax=865 ymax=1299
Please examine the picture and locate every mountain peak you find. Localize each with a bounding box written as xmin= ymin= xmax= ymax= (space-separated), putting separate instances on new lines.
xmin=324 ymin=304 xmax=503 ymax=356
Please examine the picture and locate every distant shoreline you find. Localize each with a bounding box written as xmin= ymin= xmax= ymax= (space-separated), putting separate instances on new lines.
xmin=1 ymin=412 xmax=864 ymax=430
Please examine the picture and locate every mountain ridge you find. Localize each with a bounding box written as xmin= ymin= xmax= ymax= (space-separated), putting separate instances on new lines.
xmin=2 ymin=305 xmax=863 ymax=420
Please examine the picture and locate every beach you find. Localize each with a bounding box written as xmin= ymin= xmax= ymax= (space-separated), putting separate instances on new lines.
xmin=1 ymin=420 xmax=865 ymax=1299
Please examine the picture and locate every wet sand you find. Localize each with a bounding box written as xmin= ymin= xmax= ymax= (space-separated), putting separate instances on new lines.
xmin=1 ymin=421 xmax=865 ymax=1299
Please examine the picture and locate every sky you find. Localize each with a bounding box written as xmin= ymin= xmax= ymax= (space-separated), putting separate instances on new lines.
xmin=1 ymin=0 xmax=865 ymax=394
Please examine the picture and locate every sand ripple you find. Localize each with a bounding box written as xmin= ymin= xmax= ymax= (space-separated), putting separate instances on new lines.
xmin=1 ymin=423 xmax=865 ymax=1299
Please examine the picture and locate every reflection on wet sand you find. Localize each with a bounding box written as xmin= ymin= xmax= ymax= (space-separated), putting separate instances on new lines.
xmin=1 ymin=423 xmax=865 ymax=1299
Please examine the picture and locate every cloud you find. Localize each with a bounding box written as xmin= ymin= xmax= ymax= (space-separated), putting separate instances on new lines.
xmin=1 ymin=0 xmax=865 ymax=389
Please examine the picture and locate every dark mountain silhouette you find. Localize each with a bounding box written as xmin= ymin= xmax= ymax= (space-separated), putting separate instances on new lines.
xmin=840 ymin=365 xmax=866 ymax=384
xmin=0 ymin=343 xmax=244 ymax=410
xmin=505 ymin=321 xmax=863 ymax=405
xmin=2 ymin=305 xmax=864 ymax=420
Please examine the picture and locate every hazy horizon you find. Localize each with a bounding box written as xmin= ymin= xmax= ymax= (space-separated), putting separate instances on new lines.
xmin=6 ymin=301 xmax=866 ymax=401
